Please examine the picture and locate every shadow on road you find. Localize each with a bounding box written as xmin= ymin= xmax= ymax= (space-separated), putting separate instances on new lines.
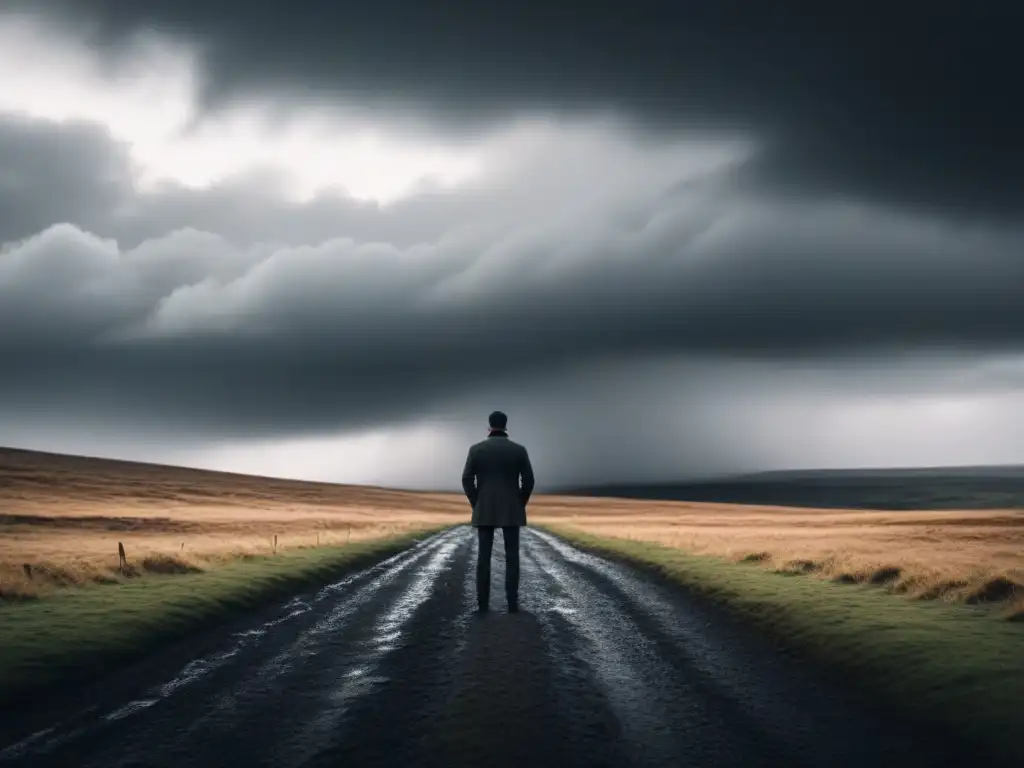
xmin=428 ymin=610 xmax=570 ymax=768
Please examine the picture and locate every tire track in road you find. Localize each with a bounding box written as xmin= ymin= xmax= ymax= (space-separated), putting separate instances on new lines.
xmin=0 ymin=529 xmax=463 ymax=767
xmin=268 ymin=529 xmax=473 ymax=768
xmin=526 ymin=530 xmax=762 ymax=767
xmin=111 ymin=527 xmax=469 ymax=768
xmin=1 ymin=525 xmax=984 ymax=768
xmin=527 ymin=528 xmax=965 ymax=767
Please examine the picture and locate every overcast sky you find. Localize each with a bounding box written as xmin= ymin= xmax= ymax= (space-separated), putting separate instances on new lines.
xmin=1 ymin=3 xmax=1022 ymax=489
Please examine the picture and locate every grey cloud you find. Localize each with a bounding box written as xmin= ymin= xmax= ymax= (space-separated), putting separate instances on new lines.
xmin=17 ymin=1 xmax=1024 ymax=218
xmin=438 ymin=357 xmax=1024 ymax=488
xmin=3 ymin=113 xmax=719 ymax=251
xmin=0 ymin=116 xmax=132 ymax=243
xmin=2 ymin=108 xmax=1023 ymax=483
xmin=7 ymin=354 xmax=1018 ymax=489
xmin=3 ymin=180 xmax=1023 ymax=446
xmin=0 ymin=116 xmax=461 ymax=249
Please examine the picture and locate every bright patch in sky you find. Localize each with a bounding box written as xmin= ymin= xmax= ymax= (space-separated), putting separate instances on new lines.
xmin=0 ymin=14 xmax=481 ymax=204
xmin=195 ymin=425 xmax=467 ymax=489
xmin=0 ymin=12 xmax=755 ymax=208
xmin=821 ymin=392 xmax=1024 ymax=468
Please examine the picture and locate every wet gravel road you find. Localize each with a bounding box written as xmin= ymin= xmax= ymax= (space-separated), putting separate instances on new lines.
xmin=0 ymin=526 xmax=982 ymax=768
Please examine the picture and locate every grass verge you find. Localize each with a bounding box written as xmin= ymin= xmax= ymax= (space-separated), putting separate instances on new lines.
xmin=541 ymin=524 xmax=1024 ymax=766
xmin=0 ymin=527 xmax=449 ymax=708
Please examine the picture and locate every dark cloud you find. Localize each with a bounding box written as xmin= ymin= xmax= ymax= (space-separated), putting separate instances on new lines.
xmin=2 ymin=7 xmax=1024 ymax=483
xmin=19 ymin=1 xmax=1024 ymax=218
xmin=0 ymin=115 xmax=487 ymax=249
xmin=4 ymin=342 xmax=1022 ymax=488
xmin=2 ymin=172 xmax=1023 ymax=447
xmin=0 ymin=116 xmax=131 ymax=243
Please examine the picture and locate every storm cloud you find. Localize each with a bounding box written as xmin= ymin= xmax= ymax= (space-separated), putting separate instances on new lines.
xmin=3 ymin=126 xmax=1022 ymax=432
xmin=18 ymin=1 xmax=1024 ymax=218
xmin=1 ymin=5 xmax=1022 ymax=486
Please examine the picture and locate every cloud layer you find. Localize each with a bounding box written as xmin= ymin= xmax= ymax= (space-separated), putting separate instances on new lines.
xmin=2 ymin=115 xmax=1023 ymax=446
xmin=1 ymin=6 xmax=1023 ymax=485
xmin=18 ymin=1 xmax=1024 ymax=218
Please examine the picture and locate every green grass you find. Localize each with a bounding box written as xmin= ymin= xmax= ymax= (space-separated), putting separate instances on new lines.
xmin=0 ymin=528 xmax=447 ymax=706
xmin=541 ymin=524 xmax=1024 ymax=765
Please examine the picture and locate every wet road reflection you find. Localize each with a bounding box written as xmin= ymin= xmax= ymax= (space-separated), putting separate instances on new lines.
xmin=0 ymin=526 xmax=977 ymax=768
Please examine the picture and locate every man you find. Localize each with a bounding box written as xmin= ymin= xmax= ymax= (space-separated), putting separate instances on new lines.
xmin=461 ymin=410 xmax=535 ymax=614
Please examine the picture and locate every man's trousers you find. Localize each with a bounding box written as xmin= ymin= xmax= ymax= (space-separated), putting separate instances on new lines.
xmin=475 ymin=525 xmax=520 ymax=610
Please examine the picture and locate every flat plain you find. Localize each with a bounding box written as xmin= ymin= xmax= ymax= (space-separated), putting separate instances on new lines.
xmin=1 ymin=447 xmax=1021 ymax=618
xmin=2 ymin=446 xmax=1022 ymax=766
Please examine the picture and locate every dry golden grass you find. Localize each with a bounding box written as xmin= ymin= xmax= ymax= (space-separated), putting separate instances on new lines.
xmin=3 ymin=446 xmax=1021 ymax=615
xmin=530 ymin=497 xmax=1024 ymax=616
xmin=0 ymin=447 xmax=467 ymax=600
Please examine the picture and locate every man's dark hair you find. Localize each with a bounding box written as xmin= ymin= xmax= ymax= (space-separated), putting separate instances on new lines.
xmin=488 ymin=410 xmax=508 ymax=430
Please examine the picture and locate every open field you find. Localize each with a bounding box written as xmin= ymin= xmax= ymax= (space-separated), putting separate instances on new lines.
xmin=1 ymin=446 xmax=1021 ymax=616
xmin=2 ymin=448 xmax=1022 ymax=764
xmin=0 ymin=530 xmax=441 ymax=707
xmin=531 ymin=501 xmax=1024 ymax=618
xmin=0 ymin=447 xmax=467 ymax=599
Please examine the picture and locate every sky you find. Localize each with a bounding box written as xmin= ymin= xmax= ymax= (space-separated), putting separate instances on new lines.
xmin=1 ymin=2 xmax=1022 ymax=489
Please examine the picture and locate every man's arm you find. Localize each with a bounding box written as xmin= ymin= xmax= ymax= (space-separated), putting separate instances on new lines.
xmin=519 ymin=447 xmax=535 ymax=507
xmin=461 ymin=447 xmax=478 ymax=507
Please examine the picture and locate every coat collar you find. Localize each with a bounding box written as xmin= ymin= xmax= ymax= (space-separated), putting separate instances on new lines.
xmin=487 ymin=429 xmax=508 ymax=438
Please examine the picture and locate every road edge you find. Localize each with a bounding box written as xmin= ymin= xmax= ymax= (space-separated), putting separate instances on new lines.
xmin=0 ymin=526 xmax=454 ymax=713
xmin=537 ymin=523 xmax=1023 ymax=768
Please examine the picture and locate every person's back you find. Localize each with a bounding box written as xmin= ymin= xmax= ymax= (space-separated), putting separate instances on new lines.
xmin=462 ymin=410 xmax=534 ymax=613
xmin=467 ymin=433 xmax=531 ymax=527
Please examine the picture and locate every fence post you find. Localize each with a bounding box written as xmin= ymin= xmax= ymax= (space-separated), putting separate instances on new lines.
xmin=118 ymin=541 xmax=127 ymax=574
xmin=347 ymin=525 xmax=351 ymax=544
xmin=273 ymin=534 xmax=278 ymax=555
xmin=22 ymin=563 xmax=32 ymax=580
xmin=181 ymin=541 xmax=185 ymax=551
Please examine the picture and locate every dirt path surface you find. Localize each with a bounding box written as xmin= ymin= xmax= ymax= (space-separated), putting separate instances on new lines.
xmin=0 ymin=527 xmax=986 ymax=767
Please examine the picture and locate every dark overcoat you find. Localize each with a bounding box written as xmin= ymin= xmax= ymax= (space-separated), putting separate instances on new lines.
xmin=461 ymin=433 xmax=535 ymax=527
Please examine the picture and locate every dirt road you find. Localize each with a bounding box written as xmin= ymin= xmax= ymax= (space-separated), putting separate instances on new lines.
xmin=0 ymin=527 xmax=984 ymax=767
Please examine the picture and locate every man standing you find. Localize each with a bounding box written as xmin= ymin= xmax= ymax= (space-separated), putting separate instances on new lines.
xmin=461 ymin=410 xmax=535 ymax=614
